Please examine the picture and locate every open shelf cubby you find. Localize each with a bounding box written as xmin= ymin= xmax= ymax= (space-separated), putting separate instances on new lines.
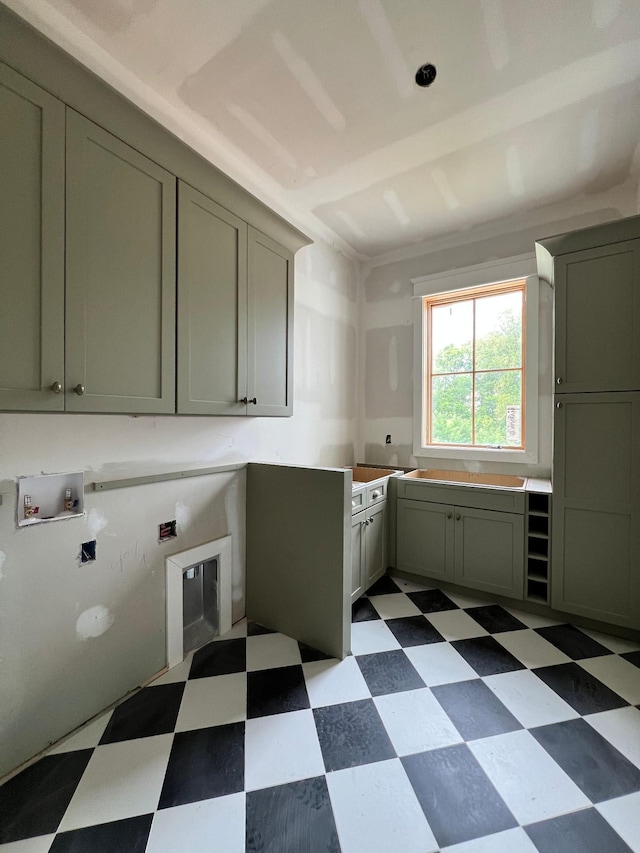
xmin=525 ymin=491 xmax=551 ymax=603
xmin=17 ymin=472 xmax=84 ymax=527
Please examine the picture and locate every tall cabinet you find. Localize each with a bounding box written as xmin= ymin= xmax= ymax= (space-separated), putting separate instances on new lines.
xmin=536 ymin=218 xmax=640 ymax=630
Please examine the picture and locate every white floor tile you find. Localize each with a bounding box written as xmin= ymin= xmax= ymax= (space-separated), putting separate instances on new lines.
xmin=391 ymin=577 xmax=433 ymax=593
xmin=442 ymin=827 xmax=538 ymax=853
xmin=504 ymin=608 xmax=561 ymax=629
xmin=597 ymin=792 xmax=640 ymax=853
xmin=404 ymin=643 xmax=478 ymax=686
xmin=350 ymin=620 xmax=401 ymax=655
xmin=244 ymin=709 xmax=324 ymax=792
xmin=302 ymin=657 xmax=371 ymax=708
xmin=374 ymin=688 xmax=462 ymax=756
xmin=246 ymin=632 xmax=301 ymax=671
xmin=0 ymin=837 xmax=56 ymax=853
xmin=579 ymin=655 xmax=640 ymax=705
xmin=215 ymin=618 xmax=247 ymax=641
xmin=175 ymin=672 xmax=246 ymax=732
xmin=581 ymin=629 xmax=640 ymax=655
xmin=327 ymin=758 xmax=438 ymax=853
xmin=47 ymin=711 xmax=112 ymax=755
xmin=151 ymin=653 xmax=194 ymax=686
xmin=445 ymin=591 xmax=489 ymax=609
xmin=483 ymin=670 xmax=578 ymax=729
xmin=57 ymin=734 xmax=173 ymax=832
xmin=469 ymin=730 xmax=589 ymax=824
xmin=145 ymin=792 xmax=245 ymax=853
xmin=585 ymin=707 xmax=640 ymax=770
xmin=425 ymin=609 xmax=489 ymax=641
xmin=368 ymin=593 xmax=422 ymax=619
xmin=494 ymin=629 xmax=571 ymax=669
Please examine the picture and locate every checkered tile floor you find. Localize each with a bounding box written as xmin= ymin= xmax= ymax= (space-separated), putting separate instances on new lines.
xmin=2 ymin=574 xmax=640 ymax=853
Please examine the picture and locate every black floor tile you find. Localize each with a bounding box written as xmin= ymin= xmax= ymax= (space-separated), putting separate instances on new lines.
xmin=247 ymin=665 xmax=310 ymax=718
xmin=451 ymin=636 xmax=526 ymax=676
xmin=0 ymin=750 xmax=93 ymax=844
xmin=189 ymin=638 xmax=246 ymax=678
xmin=402 ymin=744 xmax=517 ymax=848
xmin=535 ymin=624 xmax=611 ymax=660
xmin=246 ymin=776 xmax=340 ymax=853
xmin=531 ymin=718 xmax=640 ymax=802
xmin=99 ymin=683 xmax=184 ymax=744
xmin=351 ymin=597 xmax=381 ymax=622
xmin=622 ymin=650 xmax=640 ymax=669
xmin=466 ymin=604 xmax=527 ymax=634
xmin=355 ymin=649 xmax=425 ymax=696
xmin=298 ymin=641 xmax=333 ymax=663
xmin=407 ymin=589 xmax=459 ymax=613
xmin=366 ymin=575 xmax=402 ymax=596
xmin=432 ymin=679 xmax=522 ymax=741
xmin=525 ymin=808 xmax=634 ymax=853
xmin=313 ymin=698 xmax=396 ymax=772
xmin=247 ymin=621 xmax=275 ymax=636
xmin=533 ymin=662 xmax=628 ymax=715
xmin=49 ymin=814 xmax=153 ymax=853
xmin=385 ymin=615 xmax=445 ymax=647
xmin=158 ymin=722 xmax=244 ymax=808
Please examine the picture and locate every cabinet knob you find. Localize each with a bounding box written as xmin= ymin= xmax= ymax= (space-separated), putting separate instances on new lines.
xmin=455 ymin=514 xmax=461 ymax=521
xmin=447 ymin=512 xmax=452 ymax=519
xmin=556 ymin=377 xmax=563 ymax=385
xmin=363 ymin=520 xmax=369 ymax=527
xmin=556 ymin=401 xmax=563 ymax=409
xmin=249 ymin=397 xmax=257 ymax=405
xmin=371 ymin=491 xmax=380 ymax=499
xmin=239 ymin=397 xmax=248 ymax=404
xmin=74 ymin=384 xmax=85 ymax=396
xmin=368 ymin=517 xmax=374 ymax=524
xmin=50 ymin=381 xmax=62 ymax=394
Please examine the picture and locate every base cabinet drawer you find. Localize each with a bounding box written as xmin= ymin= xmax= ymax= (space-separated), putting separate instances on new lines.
xmin=397 ymin=499 xmax=524 ymax=600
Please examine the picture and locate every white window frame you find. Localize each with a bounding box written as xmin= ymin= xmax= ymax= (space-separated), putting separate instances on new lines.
xmin=412 ymin=254 xmax=539 ymax=464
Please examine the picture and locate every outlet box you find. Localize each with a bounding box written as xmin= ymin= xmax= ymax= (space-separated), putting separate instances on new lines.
xmin=159 ymin=520 xmax=177 ymax=542
xmin=385 ymin=435 xmax=392 ymax=445
xmin=81 ymin=540 xmax=96 ymax=563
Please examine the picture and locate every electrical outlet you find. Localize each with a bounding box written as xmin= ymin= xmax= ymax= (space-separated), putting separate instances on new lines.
xmin=81 ymin=540 xmax=96 ymax=563
xmin=385 ymin=434 xmax=392 ymax=444
xmin=159 ymin=520 xmax=177 ymax=542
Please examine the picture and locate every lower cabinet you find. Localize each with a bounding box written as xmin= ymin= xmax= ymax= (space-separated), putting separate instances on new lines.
xmin=397 ymin=498 xmax=524 ymax=600
xmin=351 ymin=502 xmax=386 ymax=603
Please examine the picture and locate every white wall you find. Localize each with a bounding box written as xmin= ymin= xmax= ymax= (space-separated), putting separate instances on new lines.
xmin=359 ymin=185 xmax=639 ymax=476
xmin=0 ymin=239 xmax=359 ymax=779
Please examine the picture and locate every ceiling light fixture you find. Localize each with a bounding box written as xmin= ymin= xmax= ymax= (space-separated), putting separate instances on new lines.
xmin=415 ymin=63 xmax=437 ymax=87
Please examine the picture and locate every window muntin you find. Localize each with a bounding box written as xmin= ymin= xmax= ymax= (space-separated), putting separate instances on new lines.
xmin=425 ymin=280 xmax=525 ymax=450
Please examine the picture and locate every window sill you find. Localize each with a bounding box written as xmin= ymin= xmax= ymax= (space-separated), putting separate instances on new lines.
xmin=414 ymin=445 xmax=538 ymax=465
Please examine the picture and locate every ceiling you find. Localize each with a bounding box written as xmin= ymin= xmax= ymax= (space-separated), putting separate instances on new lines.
xmin=7 ymin=0 xmax=640 ymax=260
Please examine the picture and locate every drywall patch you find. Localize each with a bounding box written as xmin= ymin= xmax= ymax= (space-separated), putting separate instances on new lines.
xmin=87 ymin=508 xmax=108 ymax=538
xmin=175 ymin=501 xmax=192 ymax=531
xmin=0 ymin=551 xmax=6 ymax=581
xmin=76 ymin=605 xmax=114 ymax=641
xmin=389 ymin=335 xmax=399 ymax=392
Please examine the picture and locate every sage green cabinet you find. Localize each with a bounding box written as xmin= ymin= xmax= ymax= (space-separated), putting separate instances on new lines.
xmin=552 ymin=392 xmax=640 ymax=628
xmin=65 ymin=110 xmax=176 ymax=413
xmin=553 ymin=239 xmax=640 ymax=393
xmin=351 ymin=502 xmax=387 ymax=603
xmin=397 ymin=497 xmax=524 ymax=600
xmin=0 ymin=64 xmax=65 ymax=411
xmin=177 ymin=183 xmax=294 ymax=416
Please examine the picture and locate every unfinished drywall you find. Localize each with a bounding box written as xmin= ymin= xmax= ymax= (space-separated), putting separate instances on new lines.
xmin=0 ymin=238 xmax=358 ymax=779
xmin=358 ymin=186 xmax=639 ymax=476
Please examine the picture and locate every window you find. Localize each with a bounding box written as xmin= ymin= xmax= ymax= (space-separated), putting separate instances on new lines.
xmin=412 ymin=255 xmax=539 ymax=464
xmin=426 ymin=280 xmax=525 ymax=449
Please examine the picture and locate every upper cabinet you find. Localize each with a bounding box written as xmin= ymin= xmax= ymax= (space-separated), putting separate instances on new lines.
xmin=177 ymin=183 xmax=294 ymax=416
xmin=0 ymin=64 xmax=65 ymax=411
xmin=65 ymin=111 xmax=176 ymax=413
xmin=537 ymin=220 xmax=640 ymax=394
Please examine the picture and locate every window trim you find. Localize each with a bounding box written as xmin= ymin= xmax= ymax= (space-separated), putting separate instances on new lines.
xmin=412 ymin=254 xmax=539 ymax=464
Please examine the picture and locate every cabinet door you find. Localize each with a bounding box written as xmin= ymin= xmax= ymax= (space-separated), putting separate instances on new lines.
xmin=247 ymin=227 xmax=294 ymax=416
xmin=364 ymin=501 xmax=386 ymax=591
xmin=0 ymin=64 xmax=64 ymax=411
xmin=65 ymin=110 xmax=176 ymax=413
xmin=396 ymin=499 xmax=454 ymax=582
xmin=552 ymin=392 xmax=640 ymax=628
xmin=351 ymin=511 xmax=365 ymax=603
xmin=554 ymin=240 xmax=640 ymax=393
xmin=177 ymin=182 xmax=247 ymax=415
xmin=454 ymin=507 xmax=524 ymax=600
